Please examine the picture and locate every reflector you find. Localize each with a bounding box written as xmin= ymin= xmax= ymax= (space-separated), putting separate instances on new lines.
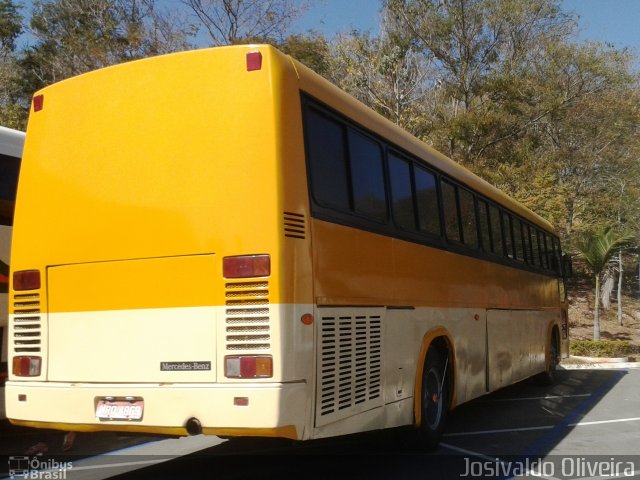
xmin=33 ymin=94 xmax=44 ymax=112
xmin=246 ymin=51 xmax=262 ymax=71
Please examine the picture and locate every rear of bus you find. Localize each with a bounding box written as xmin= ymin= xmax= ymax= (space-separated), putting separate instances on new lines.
xmin=7 ymin=45 xmax=314 ymax=439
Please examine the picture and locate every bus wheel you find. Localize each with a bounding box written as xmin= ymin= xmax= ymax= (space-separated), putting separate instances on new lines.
xmin=539 ymin=331 xmax=559 ymax=385
xmin=418 ymin=346 xmax=450 ymax=450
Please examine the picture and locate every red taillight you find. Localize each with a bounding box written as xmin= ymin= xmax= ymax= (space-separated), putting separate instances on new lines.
xmin=13 ymin=270 xmax=41 ymax=291
xmin=12 ymin=356 xmax=42 ymax=377
xmin=225 ymin=355 xmax=272 ymax=379
xmin=33 ymin=94 xmax=44 ymax=112
xmin=246 ymin=51 xmax=262 ymax=71
xmin=223 ymin=255 xmax=270 ymax=278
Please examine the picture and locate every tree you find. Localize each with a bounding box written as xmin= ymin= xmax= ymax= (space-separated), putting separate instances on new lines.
xmin=278 ymin=33 xmax=331 ymax=78
xmin=574 ymin=227 xmax=635 ymax=341
xmin=182 ymin=0 xmax=307 ymax=46
xmin=0 ymin=0 xmax=26 ymax=129
xmin=19 ymin=0 xmax=193 ymax=97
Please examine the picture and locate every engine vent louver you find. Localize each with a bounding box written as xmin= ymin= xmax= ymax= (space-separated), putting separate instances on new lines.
xmin=284 ymin=212 xmax=306 ymax=239
xmin=224 ymin=280 xmax=271 ymax=351
xmin=315 ymin=309 xmax=384 ymax=427
xmin=12 ymin=292 xmax=42 ymax=353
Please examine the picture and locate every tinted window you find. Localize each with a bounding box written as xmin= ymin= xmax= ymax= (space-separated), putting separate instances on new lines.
xmin=503 ymin=213 xmax=514 ymax=259
xmin=0 ymin=153 xmax=20 ymax=226
xmin=415 ymin=167 xmax=440 ymax=235
xmin=550 ymin=237 xmax=561 ymax=273
xmin=538 ymin=231 xmax=549 ymax=268
xmin=514 ymin=219 xmax=525 ymax=262
xmin=348 ymin=130 xmax=387 ymax=221
xmin=522 ymin=223 xmax=532 ymax=264
xmin=388 ymin=152 xmax=415 ymax=230
xmin=305 ymin=108 xmax=350 ymax=210
xmin=459 ymin=188 xmax=478 ymax=248
xmin=489 ymin=205 xmax=503 ymax=255
xmin=530 ymin=227 xmax=540 ymax=266
xmin=441 ymin=180 xmax=461 ymax=242
xmin=477 ymin=200 xmax=491 ymax=252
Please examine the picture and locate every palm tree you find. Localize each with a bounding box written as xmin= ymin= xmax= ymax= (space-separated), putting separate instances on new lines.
xmin=574 ymin=227 xmax=635 ymax=341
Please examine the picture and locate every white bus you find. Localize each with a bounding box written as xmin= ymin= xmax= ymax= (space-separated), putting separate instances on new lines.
xmin=0 ymin=125 xmax=25 ymax=418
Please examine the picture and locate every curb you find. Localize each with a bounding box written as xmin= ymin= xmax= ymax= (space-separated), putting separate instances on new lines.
xmin=560 ymin=360 xmax=640 ymax=370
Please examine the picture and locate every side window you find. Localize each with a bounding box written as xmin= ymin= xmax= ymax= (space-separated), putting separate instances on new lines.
xmin=304 ymin=108 xmax=350 ymax=211
xmin=514 ymin=219 xmax=525 ymax=262
xmin=388 ymin=152 xmax=416 ymax=230
xmin=415 ymin=166 xmax=440 ymax=235
xmin=459 ymin=188 xmax=478 ymax=248
xmin=348 ymin=130 xmax=387 ymax=222
xmin=441 ymin=180 xmax=461 ymax=242
xmin=0 ymin=153 xmax=21 ymax=226
xmin=477 ymin=199 xmax=491 ymax=252
xmin=522 ymin=223 xmax=533 ymax=265
xmin=530 ymin=227 xmax=540 ymax=266
xmin=503 ymin=213 xmax=514 ymax=259
xmin=489 ymin=205 xmax=503 ymax=255
xmin=538 ymin=231 xmax=549 ymax=269
xmin=550 ymin=237 xmax=561 ymax=273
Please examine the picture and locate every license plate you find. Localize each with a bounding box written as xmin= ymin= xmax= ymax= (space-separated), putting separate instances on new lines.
xmin=96 ymin=398 xmax=144 ymax=421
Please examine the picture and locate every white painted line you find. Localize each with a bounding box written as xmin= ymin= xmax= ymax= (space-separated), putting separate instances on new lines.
xmin=444 ymin=416 xmax=640 ymax=438
xmin=440 ymin=442 xmax=498 ymax=462
xmin=484 ymin=394 xmax=591 ymax=402
xmin=440 ymin=443 xmax=563 ymax=480
xmin=444 ymin=425 xmax=554 ymax=437
xmin=62 ymin=435 xmax=225 ymax=480
xmin=569 ymin=417 xmax=640 ymax=428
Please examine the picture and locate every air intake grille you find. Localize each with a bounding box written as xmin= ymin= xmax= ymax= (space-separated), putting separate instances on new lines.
xmin=12 ymin=292 xmax=42 ymax=353
xmin=225 ymin=281 xmax=270 ymax=351
xmin=315 ymin=308 xmax=384 ymax=427
xmin=284 ymin=212 xmax=305 ymax=239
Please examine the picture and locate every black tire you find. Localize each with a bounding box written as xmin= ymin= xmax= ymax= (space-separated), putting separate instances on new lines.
xmin=538 ymin=331 xmax=559 ymax=385
xmin=418 ymin=347 xmax=450 ymax=450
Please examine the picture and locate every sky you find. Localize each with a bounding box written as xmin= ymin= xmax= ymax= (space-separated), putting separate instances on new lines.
xmin=294 ymin=0 xmax=640 ymax=54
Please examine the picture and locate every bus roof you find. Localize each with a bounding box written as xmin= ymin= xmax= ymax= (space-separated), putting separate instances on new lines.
xmin=0 ymin=126 xmax=25 ymax=158
xmin=287 ymin=52 xmax=555 ymax=234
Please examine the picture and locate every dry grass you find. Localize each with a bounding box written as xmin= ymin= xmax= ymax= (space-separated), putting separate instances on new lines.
xmin=568 ymin=279 xmax=640 ymax=359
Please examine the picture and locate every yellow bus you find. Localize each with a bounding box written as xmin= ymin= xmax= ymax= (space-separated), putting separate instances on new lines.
xmin=1 ymin=125 xmax=25 ymax=419
xmin=7 ymin=45 xmax=568 ymax=447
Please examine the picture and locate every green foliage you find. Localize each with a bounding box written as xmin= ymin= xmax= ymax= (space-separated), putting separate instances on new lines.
xmin=570 ymin=340 xmax=629 ymax=358
xmin=278 ymin=33 xmax=331 ymax=78
xmin=574 ymin=227 xmax=635 ymax=276
xmin=0 ymin=0 xmax=22 ymax=51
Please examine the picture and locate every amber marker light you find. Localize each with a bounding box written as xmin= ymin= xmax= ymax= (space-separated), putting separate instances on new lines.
xmin=301 ymin=313 xmax=314 ymax=325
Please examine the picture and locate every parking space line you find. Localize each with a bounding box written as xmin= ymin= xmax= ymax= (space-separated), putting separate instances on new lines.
xmin=440 ymin=443 xmax=564 ymax=480
xmin=444 ymin=425 xmax=555 ymax=437
xmin=440 ymin=442 xmax=498 ymax=462
xmin=570 ymin=417 xmax=640 ymax=427
xmin=484 ymin=394 xmax=592 ymax=402
xmin=444 ymin=416 xmax=640 ymax=438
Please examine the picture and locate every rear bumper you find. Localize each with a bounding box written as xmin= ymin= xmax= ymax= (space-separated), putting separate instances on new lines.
xmin=6 ymin=380 xmax=307 ymax=440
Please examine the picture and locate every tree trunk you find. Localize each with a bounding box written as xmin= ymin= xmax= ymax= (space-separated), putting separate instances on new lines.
xmin=617 ymin=250 xmax=623 ymax=325
xmin=593 ymin=274 xmax=601 ymax=341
